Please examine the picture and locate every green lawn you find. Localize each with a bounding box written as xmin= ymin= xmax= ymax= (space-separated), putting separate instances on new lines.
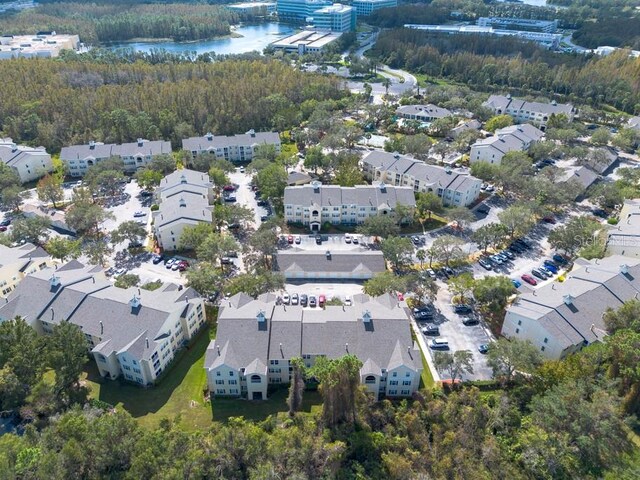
xmin=83 ymin=323 xmax=323 ymax=430
xmin=419 ymin=347 xmax=436 ymax=389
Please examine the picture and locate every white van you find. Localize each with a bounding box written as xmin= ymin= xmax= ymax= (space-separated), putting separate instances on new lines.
xmin=428 ymin=338 xmax=450 ymax=350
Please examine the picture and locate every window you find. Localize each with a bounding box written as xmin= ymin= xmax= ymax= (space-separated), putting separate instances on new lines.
xmin=216 ymin=389 xmax=225 ymax=394
xmin=518 ymin=320 xmax=522 ymax=326
xmin=402 ymin=380 xmax=411 ymax=386
xmin=250 ymin=375 xmax=261 ymax=383
xmin=215 ymin=380 xmax=224 ymax=385
xmin=229 ymin=379 xmax=237 ymax=385
xmin=365 ymin=375 xmax=376 ymax=384
xmin=216 ymin=371 xmax=221 ymax=376
xmin=392 ymin=372 xmax=397 ymax=377
xmin=405 ymin=372 xmax=410 ymax=377
xmin=123 ymin=365 xmax=131 ymax=371
xmin=401 ymin=389 xmax=410 ymax=395
xmin=388 ymin=390 xmax=397 ymax=395
xmin=543 ymin=337 xmax=548 ymax=343
xmin=133 ymin=368 xmax=141 ymax=374
xmin=229 ymin=371 xmax=234 ymax=377
xmin=541 ymin=346 xmax=546 ymax=352
xmin=389 ymin=380 xmax=398 ymax=386
xmin=515 ymin=328 xmax=520 ymax=334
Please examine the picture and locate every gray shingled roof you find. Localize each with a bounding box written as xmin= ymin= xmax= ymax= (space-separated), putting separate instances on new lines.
xmin=60 ymin=139 xmax=171 ymax=161
xmin=283 ymin=183 xmax=415 ymax=209
xmin=182 ymin=131 xmax=280 ymax=152
xmin=276 ymin=249 xmax=386 ymax=278
xmin=484 ymin=94 xmax=574 ymax=116
xmin=205 ymin=293 xmax=422 ymax=374
xmin=0 ymin=141 xmax=49 ymax=167
xmin=396 ymin=104 xmax=453 ymax=119
xmin=495 ymin=124 xmax=545 ymax=144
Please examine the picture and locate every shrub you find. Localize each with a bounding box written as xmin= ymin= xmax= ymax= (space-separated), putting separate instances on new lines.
xmin=150 ymin=204 xmax=159 ymax=211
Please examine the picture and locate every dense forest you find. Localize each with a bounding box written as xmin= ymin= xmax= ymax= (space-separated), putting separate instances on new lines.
xmin=370 ymin=29 xmax=640 ymax=114
xmin=0 ymin=2 xmax=244 ymax=43
xmin=0 ymin=57 xmax=347 ymax=151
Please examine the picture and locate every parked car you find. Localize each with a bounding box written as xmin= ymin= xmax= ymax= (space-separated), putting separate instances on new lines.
xmin=491 ymin=255 xmax=503 ymax=265
xmin=411 ymin=235 xmax=421 ymax=245
xmin=592 ymin=208 xmax=608 ymax=218
xmin=300 ymin=294 xmax=308 ymax=307
xmin=531 ymin=269 xmax=546 ymax=280
xmin=318 ymin=294 xmax=326 ymax=307
xmin=287 ymin=235 xmax=294 ymax=244
xmin=352 ymin=237 xmax=359 ymax=245
xmin=133 ymin=211 xmax=145 ymax=218
xmin=344 ymin=234 xmax=352 ymax=244
xmin=295 ymin=236 xmax=301 ymax=244
xmin=454 ymin=304 xmax=472 ymax=314
xmin=260 ymin=216 xmax=268 ymax=222
xmin=478 ymin=344 xmax=490 ymax=354
xmin=114 ymin=268 xmax=127 ymax=277
xmin=239 ymin=166 xmax=245 ymax=173
xmin=282 ymin=293 xmax=290 ymax=304
xmin=291 ymin=293 xmax=299 ymax=305
xmin=553 ymin=254 xmax=568 ymax=264
xmin=462 ymin=316 xmax=479 ymax=326
xmin=428 ymin=338 xmax=450 ymax=350
xmin=223 ymin=185 xmax=236 ymax=192
xmin=426 ymin=268 xmax=436 ymax=279
xmin=315 ymin=235 xmax=322 ymax=245
xmin=521 ymin=274 xmax=538 ymax=286
xmin=503 ymin=250 xmax=516 ymax=260
xmin=421 ymin=324 xmax=440 ymax=335
xmin=542 ymin=215 xmax=556 ymax=224
xmin=165 ymin=258 xmax=176 ymax=269
xmin=344 ymin=295 xmax=352 ymax=306
xmin=542 ymin=262 xmax=558 ymax=274
xmin=177 ymin=261 xmax=189 ymax=272
xmin=0 ymin=218 xmax=11 ymax=227
xmin=309 ymin=295 xmax=317 ymax=308
xmin=224 ymin=195 xmax=236 ymax=202
xmin=479 ymin=258 xmax=493 ymax=270
xmin=512 ymin=279 xmax=522 ymax=288
xmin=0 ymin=226 xmax=7 ymax=232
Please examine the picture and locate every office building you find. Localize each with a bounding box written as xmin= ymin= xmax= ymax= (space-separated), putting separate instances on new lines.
xmin=352 ymin=0 xmax=397 ymax=17
xmin=270 ymin=29 xmax=342 ymax=54
xmin=477 ymin=17 xmax=558 ymax=33
xmin=0 ymin=32 xmax=79 ymax=59
xmin=312 ymin=3 xmax=355 ymax=32
xmin=227 ymin=2 xmax=276 ymax=14
xmin=276 ymin=0 xmax=331 ymax=21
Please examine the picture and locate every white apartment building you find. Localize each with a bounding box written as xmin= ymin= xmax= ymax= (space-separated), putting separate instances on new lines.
xmin=0 ymin=138 xmax=53 ymax=183
xmin=502 ymin=256 xmax=640 ymax=359
xmin=153 ymin=169 xmax=214 ymax=251
xmin=362 ymin=151 xmax=482 ymax=207
xmin=396 ymin=104 xmax=453 ymax=123
xmin=470 ymin=123 xmax=544 ymax=165
xmin=60 ymin=139 xmax=172 ymax=177
xmin=483 ymin=95 xmax=575 ymax=130
xmin=0 ymin=260 xmax=206 ymax=385
xmin=606 ymin=199 xmax=640 ymax=258
xmin=204 ymin=292 xmax=422 ymax=401
xmin=0 ymin=243 xmax=53 ymax=298
xmin=284 ymin=181 xmax=415 ymax=231
xmin=182 ymin=130 xmax=281 ymax=163
xmin=352 ymin=0 xmax=397 ymax=16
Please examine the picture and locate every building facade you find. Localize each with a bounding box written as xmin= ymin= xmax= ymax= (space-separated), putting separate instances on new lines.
xmin=284 ymin=181 xmax=416 ymax=230
xmin=276 ymin=0 xmax=331 ymax=21
xmin=470 ymin=124 xmax=544 ymax=165
xmin=607 ymin=199 xmax=640 ymax=258
xmin=153 ymin=169 xmax=214 ymax=251
xmin=0 ymin=138 xmax=53 ymax=183
xmin=483 ymin=95 xmax=575 ymax=130
xmin=312 ymin=3 xmax=355 ymax=32
xmin=204 ymin=292 xmax=422 ymax=401
xmin=227 ymin=2 xmax=276 ymax=14
xmin=60 ymin=139 xmax=172 ymax=177
xmin=0 ymin=243 xmax=53 ymax=298
xmin=362 ymin=151 xmax=482 ymax=207
xmin=352 ymin=0 xmax=397 ymax=16
xmin=502 ymin=256 xmax=640 ymax=359
xmin=182 ymin=130 xmax=280 ymax=163
xmin=270 ymin=29 xmax=342 ymax=53
xmin=0 ymin=33 xmax=80 ymax=59
xmin=396 ymin=104 xmax=453 ymax=123
xmin=477 ymin=17 xmax=558 ymax=33
xmin=0 ymin=260 xmax=206 ymax=385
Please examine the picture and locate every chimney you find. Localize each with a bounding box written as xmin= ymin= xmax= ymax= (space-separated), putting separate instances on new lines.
xmin=325 ymin=250 xmax=331 ymax=260
xmin=563 ymin=294 xmax=574 ymax=306
xmin=145 ymin=337 xmax=149 ymax=349
xmin=206 ymin=132 xmax=213 ymax=141
xmin=137 ymin=138 xmax=143 ymax=147
xmin=129 ymin=295 xmax=141 ymax=310
xmin=345 ymin=342 xmax=349 ymax=352
xmin=620 ymin=264 xmax=629 ymax=275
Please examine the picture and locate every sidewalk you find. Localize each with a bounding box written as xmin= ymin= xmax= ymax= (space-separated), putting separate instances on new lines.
xmin=410 ymin=317 xmax=441 ymax=384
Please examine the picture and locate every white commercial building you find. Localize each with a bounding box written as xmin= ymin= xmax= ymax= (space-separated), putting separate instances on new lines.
xmin=470 ymin=124 xmax=544 ymax=165
xmin=352 ymin=0 xmax=397 ymax=16
xmin=0 ymin=32 xmax=80 ymax=59
xmin=312 ymin=3 xmax=355 ymax=32
xmin=362 ymin=151 xmax=482 ymax=207
xmin=153 ymin=169 xmax=214 ymax=251
xmin=477 ymin=17 xmax=558 ymax=33
xmin=503 ymin=256 xmax=640 ymax=359
xmin=0 ymin=138 xmax=53 ymax=183
xmin=60 ymin=139 xmax=172 ymax=177
xmin=182 ymin=130 xmax=281 ymax=163
xmin=284 ymin=181 xmax=416 ymax=230
xmin=483 ymin=94 xmax=575 ymax=130
xmin=204 ymin=292 xmax=422 ymax=400
xmin=0 ymin=260 xmax=206 ymax=386
xmin=270 ymin=29 xmax=342 ymax=54
xmin=227 ymin=2 xmax=276 ymax=14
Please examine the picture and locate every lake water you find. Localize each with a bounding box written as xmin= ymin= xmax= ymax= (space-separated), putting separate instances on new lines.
xmin=107 ymin=23 xmax=294 ymax=56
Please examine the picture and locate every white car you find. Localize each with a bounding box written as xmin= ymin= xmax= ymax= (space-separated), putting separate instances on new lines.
xmin=344 ymin=295 xmax=352 ymax=306
xmin=291 ymin=293 xmax=299 ymax=305
xmin=426 ymin=268 xmax=436 ymax=279
xmin=282 ymin=293 xmax=290 ymax=304
xmin=133 ymin=211 xmax=145 ymax=218
xmin=239 ymin=166 xmax=245 ymax=173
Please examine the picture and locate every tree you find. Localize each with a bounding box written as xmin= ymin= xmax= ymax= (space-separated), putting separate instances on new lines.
xmin=47 ymin=321 xmax=88 ymax=404
xmin=415 ymin=192 xmax=443 ymax=221
xmin=179 ymin=222 xmax=212 ymax=251
xmin=548 ymin=216 xmax=600 ymax=257
xmin=212 ymin=203 xmax=253 ymax=232
xmin=432 ymin=234 xmax=465 ymax=266
xmin=380 ymin=236 xmax=414 ymax=271
xmin=603 ymin=299 xmax=640 ymax=334
xmin=363 ymin=271 xmax=407 ymax=296
xmin=498 ymin=204 xmax=535 ymax=238
xmin=247 ymin=227 xmax=278 ymax=270
xmin=472 ymin=223 xmax=508 ymax=252
xmin=356 ymin=215 xmax=400 ymax=238
xmin=612 ymin=127 xmax=640 ymax=152
xmin=66 ymin=201 xmax=114 ymax=238
xmin=10 ymin=216 xmax=51 ymax=246
xmin=485 ymin=114 xmax=513 ymax=133
xmin=114 ymin=273 xmax=140 ymax=289
xmin=84 ymin=238 xmax=113 ymax=266
xmin=110 ymin=221 xmax=147 ymax=247
xmin=148 ymin=153 xmax=176 ymax=174
xmin=224 ymin=271 xmax=285 ymax=297
xmin=433 ymin=350 xmax=474 ymax=383
xmin=287 ymin=357 xmax=306 ymax=417
xmin=310 ymin=355 xmax=363 ymax=428
xmin=590 ymin=127 xmax=611 ymax=146
xmin=605 ymin=329 xmax=640 ymax=414
xmin=446 ymin=206 xmax=474 ymax=231
xmin=473 ymin=276 xmax=515 ymax=313
xmin=487 ymin=338 xmax=543 ymax=385
xmin=416 ymin=249 xmax=426 ymax=269
xmin=333 ymin=156 xmax=364 ymax=186
xmin=207 ymin=167 xmax=229 ymax=193
xmin=135 ymin=168 xmax=163 ymax=190
xmin=0 ymin=185 xmax=27 ymax=211
xmin=304 ymin=146 xmax=328 ymax=174
xmin=196 ymin=232 xmax=239 ymax=272
xmin=185 ymin=262 xmax=223 ymax=297
xmin=470 ymin=161 xmax=499 ymax=181
xmin=256 ymin=163 xmax=287 ymax=200
xmin=448 ymin=272 xmax=475 ymax=303
xmin=36 ymin=174 xmax=64 ymax=208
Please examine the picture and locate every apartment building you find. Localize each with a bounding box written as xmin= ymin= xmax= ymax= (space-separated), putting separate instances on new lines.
xmin=153 ymin=169 xmax=214 ymax=251
xmin=204 ymin=292 xmax=422 ymax=400
xmin=182 ymin=130 xmax=280 ymax=163
xmin=483 ymin=95 xmax=575 ymax=130
xmin=276 ymin=0 xmax=331 ymax=21
xmin=0 ymin=243 xmax=53 ymax=298
xmin=396 ymin=104 xmax=453 ymax=123
xmin=276 ymin=249 xmax=385 ymax=280
xmin=60 ymin=139 xmax=172 ymax=177
xmin=0 ymin=138 xmax=53 ymax=183
xmin=352 ymin=0 xmax=397 ymax=16
xmin=470 ymin=124 xmax=544 ymax=165
xmin=362 ymin=151 xmax=482 ymax=207
xmin=312 ymin=3 xmax=355 ymax=32
xmin=606 ymin=199 xmax=640 ymax=258
xmin=477 ymin=17 xmax=558 ymax=33
xmin=284 ymin=181 xmax=415 ymax=230
xmin=0 ymin=260 xmax=206 ymax=385
xmin=502 ymin=256 xmax=640 ymax=359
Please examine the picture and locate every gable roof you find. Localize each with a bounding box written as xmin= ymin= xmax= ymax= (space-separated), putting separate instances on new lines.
xmin=276 ymin=249 xmax=386 ymax=277
xmin=182 ymin=131 xmax=280 ymax=152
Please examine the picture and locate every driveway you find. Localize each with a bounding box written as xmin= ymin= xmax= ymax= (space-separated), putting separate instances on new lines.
xmin=227 ymin=168 xmax=268 ymax=227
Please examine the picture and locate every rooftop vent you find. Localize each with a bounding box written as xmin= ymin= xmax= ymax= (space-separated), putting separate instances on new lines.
xmin=129 ymin=295 xmax=141 ymax=310
xmin=206 ymin=132 xmax=213 ymax=141
xmin=362 ymin=310 xmax=371 ymax=323
xmin=379 ymin=182 xmax=387 ymax=193
xmin=620 ymin=264 xmax=629 ymax=275
xmin=345 ymin=342 xmax=349 ymax=352
xmin=145 ymin=337 xmax=149 ymax=349
xmin=563 ymin=294 xmax=574 ymax=306
xmin=99 ymin=320 xmax=103 ymax=334
xmin=137 ymin=138 xmax=144 ymax=147
xmin=89 ymin=141 xmax=96 ymax=150
xmin=325 ymin=250 xmax=331 ymax=260
xmin=257 ymin=310 xmax=266 ymax=323
xmin=49 ymin=274 xmax=61 ymax=289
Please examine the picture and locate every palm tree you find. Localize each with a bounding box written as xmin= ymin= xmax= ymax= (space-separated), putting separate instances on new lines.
xmin=427 ymin=247 xmax=438 ymax=268
xmin=382 ymin=77 xmax=391 ymax=96
xmin=416 ymin=249 xmax=426 ymax=270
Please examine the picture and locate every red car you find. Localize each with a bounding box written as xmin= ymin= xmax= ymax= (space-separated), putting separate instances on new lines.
xmin=223 ymin=185 xmax=236 ymax=192
xmin=397 ymin=292 xmax=404 ymax=301
xmin=521 ymin=274 xmax=538 ymax=286
xmin=318 ymin=294 xmax=326 ymax=307
xmin=0 ymin=226 xmax=6 ymax=232
xmin=287 ymin=235 xmax=294 ymax=244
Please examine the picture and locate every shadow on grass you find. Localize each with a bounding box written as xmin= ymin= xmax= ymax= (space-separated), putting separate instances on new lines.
xmin=212 ymin=388 xmax=323 ymax=423
xmin=85 ymin=327 xmax=212 ymax=418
